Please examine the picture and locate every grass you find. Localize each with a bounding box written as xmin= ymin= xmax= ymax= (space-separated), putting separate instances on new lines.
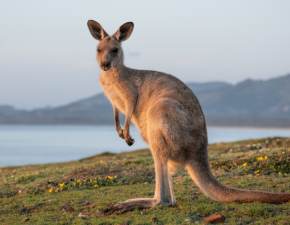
xmin=0 ymin=137 xmax=289 ymax=224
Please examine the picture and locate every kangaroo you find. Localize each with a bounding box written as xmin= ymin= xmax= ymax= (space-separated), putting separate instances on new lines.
xmin=87 ymin=20 xmax=290 ymax=214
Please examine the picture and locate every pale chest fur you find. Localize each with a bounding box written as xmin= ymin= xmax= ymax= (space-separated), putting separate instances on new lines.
xmin=99 ymin=73 xmax=126 ymax=113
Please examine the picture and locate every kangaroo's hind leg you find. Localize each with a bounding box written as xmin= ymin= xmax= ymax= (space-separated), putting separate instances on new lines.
xmin=102 ymin=131 xmax=175 ymax=215
xmin=152 ymin=147 xmax=175 ymax=206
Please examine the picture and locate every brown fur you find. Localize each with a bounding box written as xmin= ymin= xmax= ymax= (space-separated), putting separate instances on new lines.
xmin=87 ymin=20 xmax=290 ymax=214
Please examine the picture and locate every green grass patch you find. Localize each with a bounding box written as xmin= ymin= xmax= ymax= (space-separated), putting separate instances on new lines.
xmin=0 ymin=137 xmax=289 ymax=224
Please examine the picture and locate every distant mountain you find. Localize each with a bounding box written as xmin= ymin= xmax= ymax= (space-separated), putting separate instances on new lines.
xmin=1 ymin=74 xmax=290 ymax=127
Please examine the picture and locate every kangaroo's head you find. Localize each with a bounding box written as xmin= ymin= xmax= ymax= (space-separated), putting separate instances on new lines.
xmin=87 ymin=20 xmax=134 ymax=71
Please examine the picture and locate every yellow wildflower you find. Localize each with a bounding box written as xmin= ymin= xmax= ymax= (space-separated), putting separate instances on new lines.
xmin=242 ymin=162 xmax=248 ymax=167
xmin=48 ymin=187 xmax=54 ymax=193
xmin=59 ymin=182 xmax=65 ymax=189
xmin=256 ymin=156 xmax=268 ymax=161
xmin=106 ymin=176 xmax=114 ymax=180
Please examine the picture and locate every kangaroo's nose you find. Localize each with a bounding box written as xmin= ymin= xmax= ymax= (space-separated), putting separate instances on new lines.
xmin=101 ymin=62 xmax=111 ymax=71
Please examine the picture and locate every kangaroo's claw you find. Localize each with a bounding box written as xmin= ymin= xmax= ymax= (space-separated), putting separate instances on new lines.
xmin=126 ymin=137 xmax=135 ymax=146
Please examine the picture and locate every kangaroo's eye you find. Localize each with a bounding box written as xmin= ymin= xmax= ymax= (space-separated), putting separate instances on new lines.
xmin=111 ymin=48 xmax=118 ymax=54
xmin=97 ymin=48 xmax=101 ymax=53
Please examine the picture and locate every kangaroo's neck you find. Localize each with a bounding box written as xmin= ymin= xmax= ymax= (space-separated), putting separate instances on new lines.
xmin=99 ymin=64 xmax=138 ymax=116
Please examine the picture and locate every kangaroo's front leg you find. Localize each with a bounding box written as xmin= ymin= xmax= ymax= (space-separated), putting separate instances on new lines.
xmin=113 ymin=106 xmax=134 ymax=145
xmin=113 ymin=106 xmax=125 ymax=139
xmin=122 ymin=97 xmax=137 ymax=146
xmin=115 ymin=84 xmax=138 ymax=146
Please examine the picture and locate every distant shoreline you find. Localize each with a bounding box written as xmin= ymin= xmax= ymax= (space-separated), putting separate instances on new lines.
xmin=1 ymin=126 xmax=290 ymax=167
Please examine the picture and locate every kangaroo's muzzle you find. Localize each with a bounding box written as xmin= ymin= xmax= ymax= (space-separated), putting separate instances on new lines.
xmin=101 ymin=62 xmax=111 ymax=71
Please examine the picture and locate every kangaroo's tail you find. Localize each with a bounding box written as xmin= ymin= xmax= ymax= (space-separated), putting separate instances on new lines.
xmin=186 ymin=157 xmax=290 ymax=204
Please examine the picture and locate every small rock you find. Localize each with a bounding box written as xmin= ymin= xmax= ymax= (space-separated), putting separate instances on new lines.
xmin=78 ymin=212 xmax=90 ymax=218
xmin=203 ymin=213 xmax=225 ymax=224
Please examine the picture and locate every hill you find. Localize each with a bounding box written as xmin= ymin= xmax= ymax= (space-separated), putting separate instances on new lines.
xmin=1 ymin=74 xmax=290 ymax=127
xmin=0 ymin=138 xmax=289 ymax=224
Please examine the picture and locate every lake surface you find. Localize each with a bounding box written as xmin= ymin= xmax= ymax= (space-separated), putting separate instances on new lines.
xmin=0 ymin=125 xmax=290 ymax=167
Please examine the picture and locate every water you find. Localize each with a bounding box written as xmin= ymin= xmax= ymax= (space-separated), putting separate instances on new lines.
xmin=0 ymin=125 xmax=290 ymax=167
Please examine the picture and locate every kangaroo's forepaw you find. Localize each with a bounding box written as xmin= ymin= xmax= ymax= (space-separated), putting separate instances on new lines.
xmin=125 ymin=137 xmax=135 ymax=146
xmin=101 ymin=198 xmax=157 ymax=215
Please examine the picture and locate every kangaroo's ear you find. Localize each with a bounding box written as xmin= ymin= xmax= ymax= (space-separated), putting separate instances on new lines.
xmin=87 ymin=20 xmax=108 ymax=40
xmin=113 ymin=22 xmax=134 ymax=42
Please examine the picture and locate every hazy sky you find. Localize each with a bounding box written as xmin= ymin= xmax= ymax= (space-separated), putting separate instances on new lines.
xmin=0 ymin=1 xmax=290 ymax=109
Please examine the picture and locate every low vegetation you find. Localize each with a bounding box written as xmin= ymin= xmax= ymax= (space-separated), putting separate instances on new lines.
xmin=0 ymin=137 xmax=289 ymax=224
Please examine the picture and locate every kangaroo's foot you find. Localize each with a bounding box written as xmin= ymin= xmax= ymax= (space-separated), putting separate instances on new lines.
xmin=101 ymin=198 xmax=170 ymax=215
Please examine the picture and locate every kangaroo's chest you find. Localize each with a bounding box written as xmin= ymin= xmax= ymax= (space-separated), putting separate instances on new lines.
xmin=99 ymin=76 xmax=125 ymax=113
